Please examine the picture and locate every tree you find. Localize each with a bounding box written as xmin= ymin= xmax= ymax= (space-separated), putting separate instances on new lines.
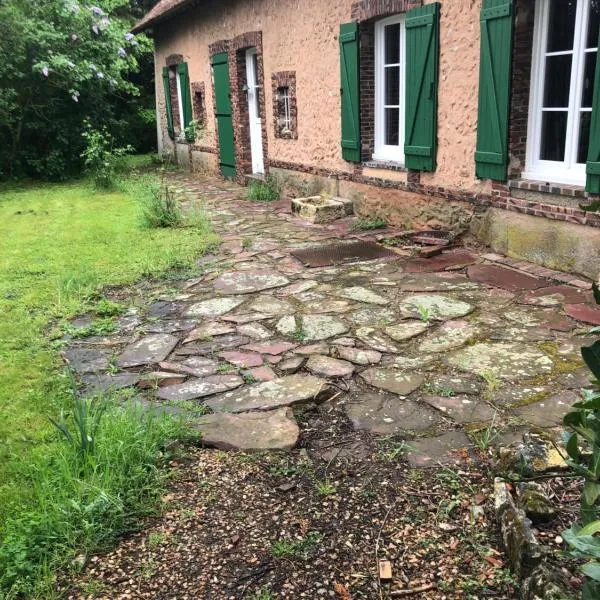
xmin=0 ymin=0 xmax=153 ymax=179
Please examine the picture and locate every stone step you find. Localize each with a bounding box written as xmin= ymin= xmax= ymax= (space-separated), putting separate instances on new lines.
xmin=291 ymin=195 xmax=354 ymax=224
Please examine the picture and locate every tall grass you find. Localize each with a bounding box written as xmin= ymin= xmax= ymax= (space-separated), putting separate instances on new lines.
xmin=0 ymin=396 xmax=196 ymax=598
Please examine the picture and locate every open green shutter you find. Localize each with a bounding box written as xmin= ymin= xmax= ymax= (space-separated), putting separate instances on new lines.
xmin=340 ymin=22 xmax=361 ymax=163
xmin=177 ymin=62 xmax=193 ymax=140
xmin=586 ymin=27 xmax=600 ymax=194
xmin=162 ymin=66 xmax=174 ymax=140
xmin=475 ymin=0 xmax=514 ymax=181
xmin=405 ymin=2 xmax=440 ymax=172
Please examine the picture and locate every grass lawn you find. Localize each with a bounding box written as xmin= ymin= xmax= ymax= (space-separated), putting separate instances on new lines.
xmin=0 ymin=169 xmax=217 ymax=537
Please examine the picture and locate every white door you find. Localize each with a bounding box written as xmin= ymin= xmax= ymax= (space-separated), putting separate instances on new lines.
xmin=245 ymin=49 xmax=265 ymax=174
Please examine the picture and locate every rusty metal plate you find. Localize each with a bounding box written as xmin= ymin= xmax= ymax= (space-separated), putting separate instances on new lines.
xmin=291 ymin=241 xmax=399 ymax=268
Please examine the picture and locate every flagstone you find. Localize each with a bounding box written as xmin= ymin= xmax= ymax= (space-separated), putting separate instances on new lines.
xmin=564 ymin=304 xmax=600 ymax=325
xmin=139 ymin=371 xmax=187 ymax=389
xmin=360 ymin=368 xmax=424 ymax=396
xmin=519 ymin=285 xmax=591 ymax=307
xmin=156 ymin=374 xmax=244 ymax=401
xmin=222 ymin=312 xmax=273 ymax=324
xmin=348 ymin=306 xmax=396 ymax=326
xmin=346 ymin=392 xmax=442 ymax=435
xmin=423 ymin=394 xmax=495 ymax=424
xmin=399 ymin=294 xmax=474 ymax=321
xmin=117 ymin=334 xmax=179 ymax=368
xmin=393 ymin=355 xmax=437 ymax=371
xmin=236 ymin=322 xmax=272 ymax=340
xmin=183 ymin=322 xmax=236 ymax=343
xmin=64 ymin=348 xmax=110 ymax=374
xmin=245 ymin=366 xmax=277 ymax=382
xmin=426 ymin=375 xmax=481 ymax=396
xmin=418 ymin=320 xmax=477 ymax=353
xmin=384 ymin=321 xmax=431 ymax=342
xmin=145 ymin=319 xmax=197 ymax=334
xmin=355 ymin=327 xmax=402 ymax=353
xmin=335 ymin=286 xmax=390 ymax=305
xmin=403 ymin=251 xmax=478 ymax=274
xmin=279 ymin=356 xmax=305 ymax=374
xmin=306 ymin=355 xmax=354 ymax=378
xmin=277 ymin=280 xmax=318 ymax=296
xmin=406 ymin=431 xmax=475 ymax=468
xmin=195 ymin=408 xmax=299 ymax=451
xmin=242 ymin=341 xmax=298 ymax=355
xmin=160 ymin=356 xmax=219 ymax=378
xmin=276 ymin=314 xmax=349 ymax=341
xmin=334 ymin=346 xmax=382 ymax=365
xmin=81 ymin=372 xmax=140 ymax=393
xmin=219 ymin=351 xmax=263 ymax=368
xmin=204 ymin=374 xmax=331 ymax=413
xmin=247 ymin=295 xmax=295 ymax=315
xmin=398 ymin=273 xmax=480 ymax=292
xmin=513 ymin=391 xmax=580 ymax=428
xmin=294 ymin=343 xmax=330 ymax=356
xmin=447 ymin=342 xmax=554 ymax=380
xmin=184 ymin=296 xmax=245 ymax=318
xmin=468 ymin=265 xmax=545 ymax=292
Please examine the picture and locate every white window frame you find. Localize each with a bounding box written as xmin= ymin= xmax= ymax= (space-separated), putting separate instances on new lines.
xmin=374 ymin=14 xmax=406 ymax=164
xmin=175 ymin=68 xmax=185 ymax=132
xmin=524 ymin=0 xmax=597 ymax=186
xmin=279 ymin=87 xmax=292 ymax=130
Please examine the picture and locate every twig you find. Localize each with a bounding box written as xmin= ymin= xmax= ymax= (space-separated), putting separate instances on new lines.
xmin=390 ymin=584 xmax=436 ymax=597
xmin=375 ymin=501 xmax=396 ymax=600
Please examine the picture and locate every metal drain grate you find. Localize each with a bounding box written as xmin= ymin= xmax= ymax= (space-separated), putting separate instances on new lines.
xmin=291 ymin=241 xmax=399 ymax=268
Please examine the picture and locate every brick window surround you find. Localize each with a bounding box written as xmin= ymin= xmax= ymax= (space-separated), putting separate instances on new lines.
xmin=165 ymin=56 xmax=183 ymax=133
xmin=191 ymin=81 xmax=207 ymax=126
xmin=355 ymin=1 xmax=422 ymax=170
xmin=272 ymin=71 xmax=298 ymax=139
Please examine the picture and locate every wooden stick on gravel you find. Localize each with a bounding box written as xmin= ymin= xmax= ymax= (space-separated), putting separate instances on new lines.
xmin=390 ymin=583 xmax=436 ymax=597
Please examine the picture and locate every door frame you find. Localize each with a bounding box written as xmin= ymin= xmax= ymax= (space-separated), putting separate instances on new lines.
xmin=245 ymin=48 xmax=265 ymax=174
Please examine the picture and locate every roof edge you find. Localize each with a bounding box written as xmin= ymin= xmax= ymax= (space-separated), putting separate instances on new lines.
xmin=131 ymin=0 xmax=195 ymax=33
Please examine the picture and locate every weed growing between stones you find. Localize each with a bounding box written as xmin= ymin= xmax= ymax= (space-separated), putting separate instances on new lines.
xmin=247 ymin=176 xmax=280 ymax=202
xmin=350 ymin=215 xmax=387 ymax=231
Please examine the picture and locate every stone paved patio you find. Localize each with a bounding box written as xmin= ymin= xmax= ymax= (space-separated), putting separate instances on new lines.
xmin=64 ymin=173 xmax=599 ymax=467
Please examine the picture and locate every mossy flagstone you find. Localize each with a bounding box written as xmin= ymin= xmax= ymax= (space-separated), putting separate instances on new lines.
xmin=336 ymin=286 xmax=390 ymax=305
xmin=400 ymin=294 xmax=474 ymax=321
xmin=384 ymin=321 xmax=431 ymax=342
xmin=184 ymin=296 xmax=245 ymax=318
xmin=276 ymin=314 xmax=349 ymax=341
xmin=360 ymin=368 xmax=424 ymax=396
xmin=213 ymin=270 xmax=290 ymax=294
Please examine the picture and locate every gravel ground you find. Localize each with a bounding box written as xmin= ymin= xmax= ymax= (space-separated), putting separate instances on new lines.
xmin=59 ymin=400 xmax=572 ymax=600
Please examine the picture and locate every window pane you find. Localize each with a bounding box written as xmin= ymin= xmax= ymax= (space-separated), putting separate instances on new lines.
xmin=588 ymin=0 xmax=600 ymax=49
xmin=582 ymin=51 xmax=597 ymax=107
xmin=385 ymin=66 xmax=400 ymax=105
xmin=385 ymin=107 xmax=399 ymax=145
xmin=384 ymin=23 xmax=400 ymax=64
xmin=543 ymin=54 xmax=572 ymax=107
xmin=540 ymin=111 xmax=568 ymax=161
xmin=546 ymin=0 xmax=576 ymax=52
xmin=578 ymin=111 xmax=592 ymax=163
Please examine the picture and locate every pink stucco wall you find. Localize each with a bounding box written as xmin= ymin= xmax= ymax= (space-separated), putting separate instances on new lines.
xmin=153 ymin=0 xmax=489 ymax=195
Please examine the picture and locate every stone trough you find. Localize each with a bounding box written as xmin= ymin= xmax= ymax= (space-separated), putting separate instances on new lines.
xmin=291 ymin=195 xmax=353 ymax=224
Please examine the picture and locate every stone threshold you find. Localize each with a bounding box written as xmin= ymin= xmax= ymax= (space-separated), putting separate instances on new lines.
xmin=509 ymin=178 xmax=588 ymax=199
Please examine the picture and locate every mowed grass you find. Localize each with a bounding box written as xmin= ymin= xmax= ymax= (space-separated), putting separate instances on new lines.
xmin=0 ymin=175 xmax=217 ymax=520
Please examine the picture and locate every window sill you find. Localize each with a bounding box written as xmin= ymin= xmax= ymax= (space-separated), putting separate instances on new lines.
xmin=362 ymin=159 xmax=407 ymax=172
xmin=509 ymin=178 xmax=588 ymax=199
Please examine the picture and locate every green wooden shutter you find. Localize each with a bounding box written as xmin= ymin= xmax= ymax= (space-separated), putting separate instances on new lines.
xmin=177 ymin=62 xmax=193 ymax=140
xmin=475 ymin=0 xmax=514 ymax=181
xmin=162 ymin=66 xmax=174 ymax=140
xmin=404 ymin=2 xmax=440 ymax=172
xmin=340 ymin=22 xmax=361 ymax=163
xmin=586 ymin=29 xmax=600 ymax=194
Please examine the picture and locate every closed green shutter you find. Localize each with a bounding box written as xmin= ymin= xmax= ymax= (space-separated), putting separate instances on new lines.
xmin=340 ymin=22 xmax=361 ymax=163
xmin=162 ymin=66 xmax=174 ymax=140
xmin=475 ymin=0 xmax=514 ymax=181
xmin=404 ymin=3 xmax=440 ymax=172
xmin=177 ymin=62 xmax=194 ymax=140
xmin=586 ymin=27 xmax=600 ymax=194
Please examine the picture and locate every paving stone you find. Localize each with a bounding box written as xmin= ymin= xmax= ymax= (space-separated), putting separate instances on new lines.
xmin=467 ymin=265 xmax=545 ymax=292
xmin=117 ymin=334 xmax=179 ymax=368
xmin=247 ymin=295 xmax=295 ymax=315
xmin=336 ymin=286 xmax=390 ymax=305
xmin=348 ymin=306 xmax=396 ymax=326
xmin=183 ymin=322 xmax=236 ymax=343
xmin=360 ymin=368 xmax=424 ymax=396
xmin=155 ymin=374 xmax=244 ymax=401
xmin=277 ymin=280 xmax=318 ymax=296
xmin=176 ymin=334 xmax=251 ymax=356
xmin=159 ymin=357 xmax=220 ymax=378
xmin=519 ymin=285 xmax=591 ymax=307
xmin=447 ymin=342 xmax=554 ymax=380
xmin=405 ymin=431 xmax=475 ymax=468
xmin=294 ymin=343 xmax=330 ymax=356
xmin=333 ymin=337 xmax=356 ymax=347
xmin=245 ymin=366 xmax=277 ymax=382
xmin=306 ymin=355 xmax=354 ymax=378
xmin=147 ymin=301 xmax=179 ymax=318
xmin=399 ymin=294 xmax=474 ymax=321
xmin=564 ymin=304 xmax=600 ymax=325
xmin=418 ymin=320 xmax=477 ymax=353
xmin=276 ymin=314 xmax=349 ymax=341
xmin=558 ymin=368 xmax=596 ymax=390
xmin=334 ymin=345 xmax=382 ymax=365
xmin=213 ymin=270 xmax=289 ymax=294
xmin=219 ymin=351 xmax=263 ymax=368
xmin=488 ymin=326 xmax=556 ymax=342
xmin=294 ymin=290 xmax=326 ymax=302
xmin=64 ymin=348 xmax=110 ymax=374
xmin=423 ymin=394 xmax=496 ymax=424
xmin=309 ymin=299 xmax=353 ymax=314
xmin=195 ymin=408 xmax=299 ymax=451
xmin=236 ymin=322 xmax=272 ymax=340
xmin=222 ymin=312 xmax=273 ymax=324
xmin=384 ymin=321 xmax=431 ymax=342
xmin=398 ymin=273 xmax=480 ymax=292
xmin=490 ymin=385 xmax=550 ymax=407
xmin=145 ymin=319 xmax=197 ymax=334
xmin=393 ymin=355 xmax=437 ymax=371
xmin=425 ymin=375 xmax=481 ymax=396
xmin=204 ymin=374 xmax=331 ymax=413
xmin=242 ymin=341 xmax=298 ymax=355
xmin=513 ymin=391 xmax=580 ymax=428
xmin=346 ymin=392 xmax=442 ymax=435
xmin=81 ymin=372 xmax=140 ymax=393
xmin=279 ymin=356 xmax=305 ymax=374
xmin=403 ymin=251 xmax=478 ymax=273
xmin=184 ymin=297 xmax=245 ymax=317
xmin=356 ymin=327 xmax=402 ymax=353
xmin=139 ymin=371 xmax=187 ymax=389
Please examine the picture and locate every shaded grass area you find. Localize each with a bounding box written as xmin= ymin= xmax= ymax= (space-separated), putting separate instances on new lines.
xmin=0 ymin=170 xmax=217 ymax=596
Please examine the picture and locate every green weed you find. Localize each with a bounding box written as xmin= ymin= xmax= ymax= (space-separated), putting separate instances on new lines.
xmin=351 ymin=216 xmax=387 ymax=231
xmin=247 ymin=176 xmax=280 ymax=202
